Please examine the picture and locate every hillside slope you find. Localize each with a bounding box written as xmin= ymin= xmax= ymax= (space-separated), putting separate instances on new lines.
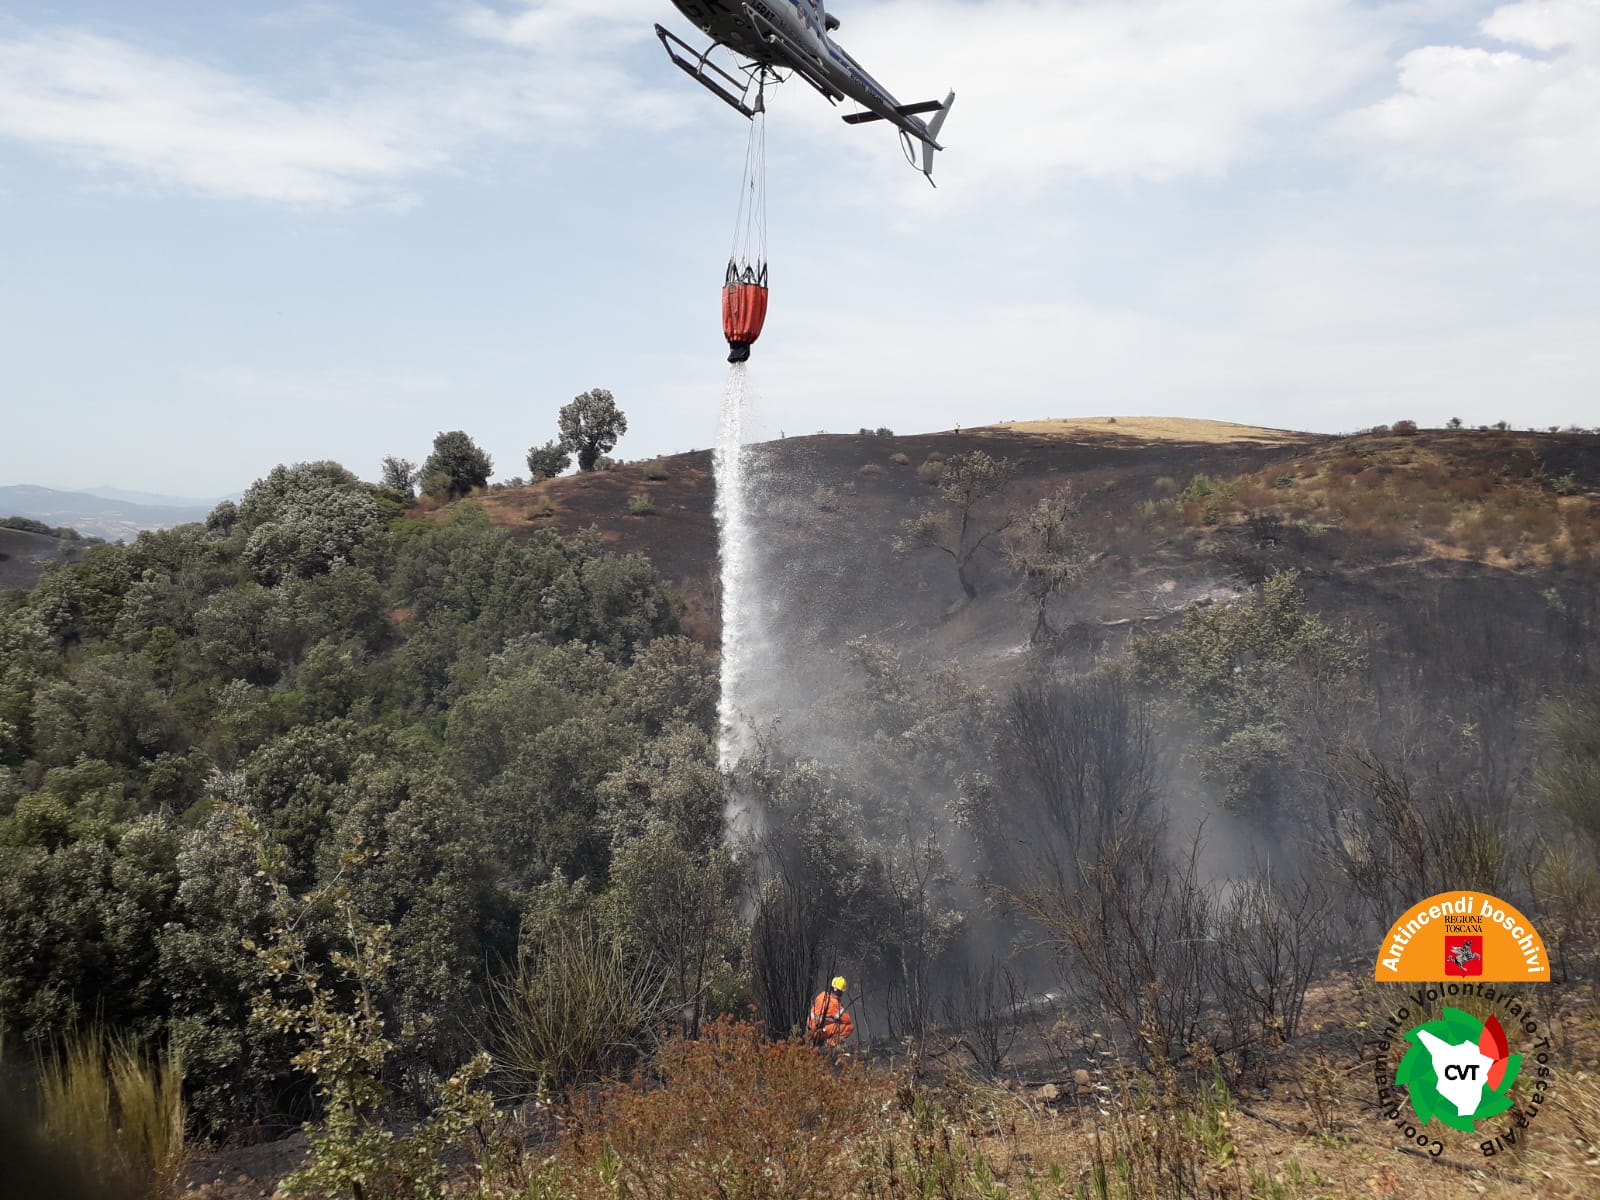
xmin=431 ymin=419 xmax=1598 ymax=683
xmin=0 ymin=525 xmax=86 ymax=590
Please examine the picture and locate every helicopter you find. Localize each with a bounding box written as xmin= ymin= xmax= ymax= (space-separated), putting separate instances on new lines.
xmin=656 ymin=1 xmax=955 ymax=183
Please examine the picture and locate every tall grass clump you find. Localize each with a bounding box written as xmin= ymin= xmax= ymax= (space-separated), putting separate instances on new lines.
xmin=36 ymin=1029 xmax=187 ymax=1199
xmin=490 ymin=915 xmax=669 ymax=1095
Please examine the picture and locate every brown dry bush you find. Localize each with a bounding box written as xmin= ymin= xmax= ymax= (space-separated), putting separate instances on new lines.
xmin=1562 ymin=503 xmax=1600 ymax=559
xmin=1445 ymin=473 xmax=1495 ymax=502
xmin=1514 ymin=1055 xmax=1600 ymax=1197
xmin=1486 ymin=489 xmax=1561 ymax=541
xmin=1231 ymin=481 xmax=1273 ymax=510
xmin=546 ymin=1019 xmax=893 ymax=1200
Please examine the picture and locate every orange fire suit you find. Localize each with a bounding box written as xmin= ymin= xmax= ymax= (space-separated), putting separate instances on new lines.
xmin=807 ymin=990 xmax=855 ymax=1047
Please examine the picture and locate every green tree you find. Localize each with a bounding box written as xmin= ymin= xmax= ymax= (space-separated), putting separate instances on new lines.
xmin=597 ymin=724 xmax=723 ymax=856
xmin=240 ymin=719 xmax=389 ymax=886
xmin=230 ymin=806 xmax=494 ymax=1200
xmin=0 ymin=806 xmax=182 ymax=1042
xmin=893 ymin=451 xmax=1016 ymax=599
xmin=236 ymin=463 xmax=383 ymax=585
xmin=421 ymin=432 xmax=492 ymax=500
xmin=379 ymin=456 xmax=419 ymax=498
xmin=558 ymin=389 xmax=629 ymax=472
xmin=1003 ymin=485 xmax=1092 ymax=643
xmin=616 ymin=635 xmax=718 ymax=735
xmin=1129 ymin=570 xmax=1362 ymax=811
xmin=331 ymin=764 xmax=511 ymax=1083
xmin=158 ymin=798 xmax=298 ymax=1135
xmin=525 ymin=440 xmax=571 ymax=481
xmin=602 ymin=827 xmax=741 ymax=1036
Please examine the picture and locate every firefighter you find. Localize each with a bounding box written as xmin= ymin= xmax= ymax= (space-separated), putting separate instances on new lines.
xmin=807 ymin=975 xmax=855 ymax=1048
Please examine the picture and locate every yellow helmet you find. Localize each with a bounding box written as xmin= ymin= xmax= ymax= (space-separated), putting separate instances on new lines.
xmin=832 ymin=976 xmax=847 ymax=992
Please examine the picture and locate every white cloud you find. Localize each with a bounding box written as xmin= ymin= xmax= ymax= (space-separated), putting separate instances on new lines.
xmin=0 ymin=12 xmax=683 ymax=207
xmin=457 ymin=0 xmax=661 ymax=50
xmin=727 ymin=197 xmax=1600 ymax=438
xmin=762 ymin=0 xmax=1388 ymax=203
xmin=0 ymin=2 xmax=1410 ymax=211
xmin=1481 ymin=0 xmax=1600 ymax=48
xmin=0 ymin=31 xmax=435 ymax=206
xmin=254 ymin=3 xmax=356 ymax=32
xmin=1342 ymin=0 xmax=1600 ymax=203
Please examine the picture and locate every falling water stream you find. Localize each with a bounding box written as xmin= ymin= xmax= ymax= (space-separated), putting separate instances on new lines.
xmin=714 ymin=363 xmax=754 ymax=772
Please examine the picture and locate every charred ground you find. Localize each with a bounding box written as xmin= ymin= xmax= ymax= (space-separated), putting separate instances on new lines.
xmin=431 ymin=419 xmax=1600 ymax=685
xmin=0 ymin=525 xmax=89 ymax=591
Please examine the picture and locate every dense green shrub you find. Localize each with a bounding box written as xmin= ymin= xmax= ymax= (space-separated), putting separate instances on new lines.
xmin=0 ymin=456 xmax=701 ymax=1136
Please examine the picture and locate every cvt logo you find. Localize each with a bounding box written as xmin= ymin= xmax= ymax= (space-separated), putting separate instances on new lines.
xmin=1396 ymin=1008 xmax=1519 ymax=1133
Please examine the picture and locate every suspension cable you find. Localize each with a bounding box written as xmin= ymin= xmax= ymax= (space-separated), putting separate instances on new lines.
xmin=728 ymin=72 xmax=769 ymax=281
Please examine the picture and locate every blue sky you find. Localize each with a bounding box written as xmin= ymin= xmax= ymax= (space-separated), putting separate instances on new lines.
xmin=1 ymin=0 xmax=1596 ymax=496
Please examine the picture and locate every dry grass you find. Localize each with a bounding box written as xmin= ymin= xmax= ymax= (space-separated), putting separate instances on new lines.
xmin=463 ymin=1013 xmax=1551 ymax=1200
xmin=982 ymin=417 xmax=1316 ymax=445
xmin=1157 ymin=433 xmax=1599 ymax=565
xmin=1508 ymin=1063 xmax=1600 ymax=1197
xmin=36 ymin=1029 xmax=188 ymax=1199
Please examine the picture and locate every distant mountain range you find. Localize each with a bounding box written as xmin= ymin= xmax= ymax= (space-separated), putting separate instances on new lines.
xmin=0 ymin=484 xmax=229 ymax=542
xmin=74 ymin=485 xmax=236 ymax=509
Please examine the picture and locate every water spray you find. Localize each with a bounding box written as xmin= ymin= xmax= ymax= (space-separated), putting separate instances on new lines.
xmin=715 ymin=363 xmax=754 ymax=772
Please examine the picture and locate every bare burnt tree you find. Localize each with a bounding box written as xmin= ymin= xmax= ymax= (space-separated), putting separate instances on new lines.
xmin=1319 ymin=750 xmax=1534 ymax=934
xmin=876 ymin=833 xmax=960 ymax=1047
xmin=749 ymin=870 xmax=826 ymax=1040
xmin=977 ymin=673 xmax=1206 ymax=1065
xmin=940 ymin=955 xmax=1026 ymax=1077
xmin=984 ymin=673 xmax=1162 ymax=892
xmin=1015 ymin=831 xmax=1212 ymax=1068
xmin=1209 ymin=871 xmax=1329 ymax=1063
